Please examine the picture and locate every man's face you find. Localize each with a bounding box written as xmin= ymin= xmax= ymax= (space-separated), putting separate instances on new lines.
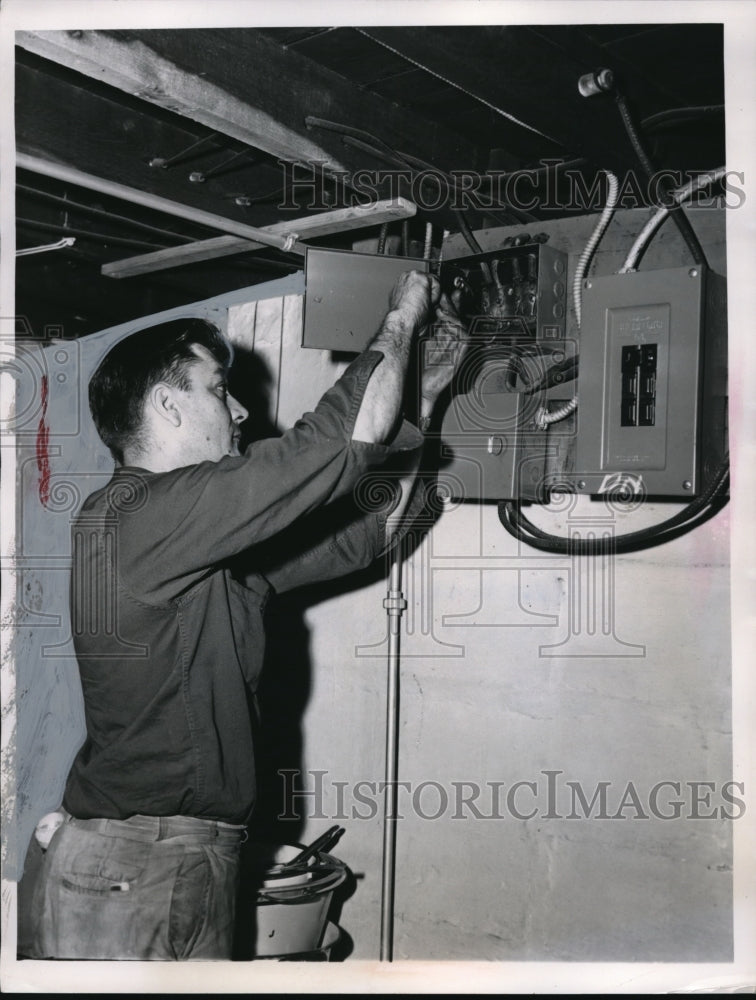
xmin=174 ymin=344 xmax=249 ymax=464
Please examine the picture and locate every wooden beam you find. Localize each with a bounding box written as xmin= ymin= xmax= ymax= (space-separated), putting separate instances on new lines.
xmin=16 ymin=29 xmax=344 ymax=170
xmin=15 ymin=54 xmax=289 ymax=233
xmin=16 ymin=28 xmax=482 ymax=178
xmin=18 ymin=153 xmax=303 ymax=254
xmin=101 ymin=198 xmax=418 ymax=278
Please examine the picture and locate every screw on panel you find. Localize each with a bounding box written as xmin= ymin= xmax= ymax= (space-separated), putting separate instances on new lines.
xmin=682 ymin=480 xmax=692 ymax=490
xmin=688 ymin=269 xmax=699 ymax=278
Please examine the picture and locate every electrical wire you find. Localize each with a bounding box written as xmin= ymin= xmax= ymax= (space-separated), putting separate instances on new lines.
xmin=423 ymin=220 xmax=433 ymax=260
xmin=307 ymin=116 xmax=537 ymax=223
xmin=354 ymin=27 xmax=562 ymax=144
xmin=453 ymin=209 xmax=493 ymax=286
xmin=620 ymin=167 xmax=727 ymax=272
xmin=17 ymin=183 xmax=199 ymax=244
xmin=641 ymin=104 xmax=724 ymax=132
xmin=498 ymin=456 xmax=729 ymax=554
xmin=615 ymin=91 xmax=708 ymax=268
xmin=377 ymin=222 xmax=389 ymax=255
xmin=17 ymin=217 xmax=167 ymax=251
xmin=16 ymin=236 xmax=76 ymax=257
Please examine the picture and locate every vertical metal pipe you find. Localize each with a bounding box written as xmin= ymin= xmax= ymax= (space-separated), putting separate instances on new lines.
xmin=379 ymin=552 xmax=406 ymax=961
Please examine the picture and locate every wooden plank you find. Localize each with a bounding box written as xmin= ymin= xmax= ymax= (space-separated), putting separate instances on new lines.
xmin=16 ymin=28 xmax=482 ymax=178
xmin=101 ymin=198 xmax=417 ymax=278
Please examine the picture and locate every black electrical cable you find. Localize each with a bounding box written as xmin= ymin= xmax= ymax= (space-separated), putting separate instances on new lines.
xmin=614 ymin=92 xmax=708 ymax=268
xmin=524 ymin=355 xmax=578 ymax=394
xmin=641 ymin=104 xmax=724 ymax=132
xmin=307 ymin=116 xmax=536 ymax=223
xmin=497 ymin=456 xmax=729 ymax=554
xmin=395 ymin=149 xmax=537 ymax=225
xmin=452 ymin=209 xmax=495 ymax=288
xmin=453 ymin=209 xmax=485 ymax=255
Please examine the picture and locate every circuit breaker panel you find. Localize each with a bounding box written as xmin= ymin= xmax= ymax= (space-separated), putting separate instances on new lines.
xmin=570 ymin=266 xmax=727 ymax=497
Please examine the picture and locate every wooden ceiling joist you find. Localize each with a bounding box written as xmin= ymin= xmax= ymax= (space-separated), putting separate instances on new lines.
xmin=16 ymin=28 xmax=482 ymax=181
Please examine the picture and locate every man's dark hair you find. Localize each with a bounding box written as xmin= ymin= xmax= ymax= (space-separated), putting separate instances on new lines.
xmin=89 ymin=318 xmax=232 ymax=463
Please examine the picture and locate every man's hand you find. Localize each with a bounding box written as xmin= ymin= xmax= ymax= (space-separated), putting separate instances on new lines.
xmin=352 ymin=271 xmax=439 ymax=445
xmin=419 ymin=290 xmax=468 ymax=421
xmin=388 ymin=270 xmax=441 ymax=333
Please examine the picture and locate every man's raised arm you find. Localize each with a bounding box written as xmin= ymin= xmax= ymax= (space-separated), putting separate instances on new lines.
xmin=351 ymin=270 xmax=439 ymax=445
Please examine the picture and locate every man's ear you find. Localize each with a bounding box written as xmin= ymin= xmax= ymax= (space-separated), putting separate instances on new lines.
xmin=148 ymin=382 xmax=182 ymax=428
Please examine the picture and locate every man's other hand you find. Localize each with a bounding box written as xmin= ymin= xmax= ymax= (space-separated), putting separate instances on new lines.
xmin=419 ymin=290 xmax=468 ymax=415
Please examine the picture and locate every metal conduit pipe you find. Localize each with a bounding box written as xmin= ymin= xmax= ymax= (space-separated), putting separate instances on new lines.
xmin=380 ymin=223 xmax=435 ymax=962
xmin=17 ymin=154 xmax=302 ymax=254
xmin=379 ymin=554 xmax=407 ymax=962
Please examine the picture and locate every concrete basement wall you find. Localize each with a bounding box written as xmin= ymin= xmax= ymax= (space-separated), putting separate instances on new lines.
xmin=8 ymin=207 xmax=732 ymax=964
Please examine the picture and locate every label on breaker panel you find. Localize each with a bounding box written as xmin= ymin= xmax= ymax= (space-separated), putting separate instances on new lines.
xmin=602 ymin=303 xmax=670 ymax=471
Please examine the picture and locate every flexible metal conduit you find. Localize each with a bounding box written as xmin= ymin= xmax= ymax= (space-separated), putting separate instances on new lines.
xmin=536 ymin=170 xmax=619 ymax=430
xmin=620 ymin=167 xmax=727 ymax=273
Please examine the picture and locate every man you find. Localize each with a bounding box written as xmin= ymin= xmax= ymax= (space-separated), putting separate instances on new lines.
xmin=29 ymin=270 xmax=465 ymax=960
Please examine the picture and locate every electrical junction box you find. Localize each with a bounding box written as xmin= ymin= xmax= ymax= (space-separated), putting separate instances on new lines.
xmin=569 ymin=266 xmax=728 ymax=498
xmin=437 ymin=243 xmax=573 ymax=501
xmin=439 ymin=370 xmax=575 ymax=503
xmin=302 ymin=241 xmax=568 ymax=351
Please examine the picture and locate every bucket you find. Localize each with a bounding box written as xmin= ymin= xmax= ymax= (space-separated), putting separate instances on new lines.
xmin=249 ymin=843 xmax=347 ymax=958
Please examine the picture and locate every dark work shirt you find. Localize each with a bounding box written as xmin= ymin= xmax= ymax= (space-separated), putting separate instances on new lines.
xmin=63 ymin=351 xmax=423 ymax=824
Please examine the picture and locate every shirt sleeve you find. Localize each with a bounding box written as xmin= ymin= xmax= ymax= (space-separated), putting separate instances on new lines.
xmin=257 ymin=456 xmax=432 ymax=596
xmin=112 ymin=351 xmax=423 ymax=604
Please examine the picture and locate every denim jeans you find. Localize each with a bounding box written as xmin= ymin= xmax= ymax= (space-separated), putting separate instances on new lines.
xmin=29 ymin=813 xmax=244 ymax=960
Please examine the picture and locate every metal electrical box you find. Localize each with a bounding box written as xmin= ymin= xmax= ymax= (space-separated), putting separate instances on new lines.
xmin=437 ymin=243 xmax=573 ymax=501
xmin=570 ymin=266 xmax=727 ymax=497
xmin=302 ymin=247 xmax=430 ymax=351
